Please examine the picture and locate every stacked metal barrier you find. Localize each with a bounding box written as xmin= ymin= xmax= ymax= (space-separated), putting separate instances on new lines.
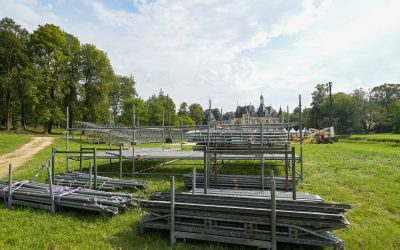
xmin=0 ymin=181 xmax=138 ymax=214
xmin=139 ymin=192 xmax=351 ymax=248
xmin=185 ymin=123 xmax=297 ymax=194
xmin=188 ymin=128 xmax=289 ymax=146
xmin=183 ymin=173 xmax=294 ymax=190
xmin=52 ymin=172 xmax=147 ymax=190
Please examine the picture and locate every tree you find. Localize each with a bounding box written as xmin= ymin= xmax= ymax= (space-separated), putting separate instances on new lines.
xmin=223 ymin=111 xmax=235 ymax=121
xmin=390 ymin=101 xmax=400 ymax=133
xmin=329 ymin=92 xmax=358 ymax=134
xmin=371 ymin=84 xmax=400 ymax=112
xmin=145 ymin=90 xmax=177 ymax=125
xmin=0 ymin=17 xmax=29 ymax=130
xmin=63 ymin=32 xmax=82 ymax=128
xmin=178 ymin=102 xmax=188 ymax=116
xmin=146 ymin=94 xmax=164 ymax=125
xmin=367 ymin=84 xmax=400 ymax=133
xmin=203 ymin=108 xmax=221 ymax=124
xmin=119 ymin=97 xmax=148 ymax=126
xmin=29 ymin=24 xmax=68 ymax=133
xmin=351 ymin=88 xmax=368 ymax=133
xmin=80 ymin=43 xmax=116 ymax=124
xmin=178 ymin=114 xmax=195 ymax=125
xmin=310 ymin=84 xmax=327 ymax=128
xmin=110 ymin=75 xmax=136 ymax=124
xmin=189 ymin=103 xmax=203 ymax=125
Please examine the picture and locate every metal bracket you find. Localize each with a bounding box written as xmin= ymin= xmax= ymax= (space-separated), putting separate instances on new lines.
xmin=244 ymin=223 xmax=254 ymax=234
xmin=204 ymin=219 xmax=213 ymax=229
xmin=289 ymin=228 xmax=299 ymax=238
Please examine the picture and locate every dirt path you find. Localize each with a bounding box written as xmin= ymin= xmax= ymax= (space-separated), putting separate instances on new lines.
xmin=0 ymin=137 xmax=55 ymax=177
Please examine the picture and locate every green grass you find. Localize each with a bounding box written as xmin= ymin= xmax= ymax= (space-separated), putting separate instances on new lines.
xmin=0 ymin=134 xmax=32 ymax=155
xmin=0 ymin=138 xmax=399 ymax=249
xmin=348 ymin=133 xmax=400 ymax=142
xmin=298 ymin=142 xmax=400 ymax=249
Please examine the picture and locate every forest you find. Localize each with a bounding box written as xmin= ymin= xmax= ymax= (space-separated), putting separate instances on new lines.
xmin=1 ymin=17 xmax=400 ymax=134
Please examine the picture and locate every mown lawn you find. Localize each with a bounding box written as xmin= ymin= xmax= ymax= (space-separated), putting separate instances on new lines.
xmin=348 ymin=133 xmax=400 ymax=142
xmin=0 ymin=137 xmax=399 ymax=249
xmin=0 ymin=134 xmax=32 ymax=155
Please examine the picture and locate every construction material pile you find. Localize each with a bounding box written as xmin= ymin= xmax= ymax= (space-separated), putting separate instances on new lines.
xmin=53 ymin=172 xmax=147 ymax=190
xmin=0 ymin=181 xmax=138 ymax=214
xmin=183 ymin=173 xmax=293 ymax=190
xmin=139 ymin=192 xmax=351 ymax=248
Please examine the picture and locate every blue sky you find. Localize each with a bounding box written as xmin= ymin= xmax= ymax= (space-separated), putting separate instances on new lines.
xmin=1 ymin=0 xmax=400 ymax=112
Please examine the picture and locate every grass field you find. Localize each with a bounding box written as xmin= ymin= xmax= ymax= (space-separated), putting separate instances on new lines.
xmin=0 ymin=135 xmax=32 ymax=155
xmin=348 ymin=133 xmax=400 ymax=143
xmin=0 ymin=136 xmax=399 ymax=249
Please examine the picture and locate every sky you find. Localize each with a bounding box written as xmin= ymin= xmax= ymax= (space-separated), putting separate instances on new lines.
xmin=1 ymin=0 xmax=400 ymax=112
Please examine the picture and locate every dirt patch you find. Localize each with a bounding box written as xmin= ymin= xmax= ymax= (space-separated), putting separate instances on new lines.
xmin=0 ymin=137 xmax=55 ymax=177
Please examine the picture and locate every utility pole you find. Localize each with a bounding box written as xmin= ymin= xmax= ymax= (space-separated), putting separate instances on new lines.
xmin=368 ymin=91 xmax=372 ymax=134
xmin=326 ymin=82 xmax=333 ymax=127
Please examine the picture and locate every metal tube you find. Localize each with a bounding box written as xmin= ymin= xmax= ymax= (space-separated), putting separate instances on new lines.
xmin=162 ymin=110 xmax=165 ymax=151
xmin=132 ymin=103 xmax=135 ymax=177
xmin=214 ymin=152 xmax=217 ymax=188
xmin=47 ymin=161 xmax=55 ymax=213
xmin=170 ymin=176 xmax=176 ymax=245
xmin=261 ymin=122 xmax=265 ymax=191
xmin=66 ymin=106 xmax=69 ymax=172
xmin=7 ymin=163 xmax=12 ymax=208
xmin=119 ymin=144 xmax=123 ymax=179
xmin=180 ymin=129 xmax=183 ymax=151
xmin=192 ymin=166 xmax=196 ymax=195
xmin=292 ymin=147 xmax=296 ymax=200
xmin=51 ymin=147 xmax=55 ymax=183
xmin=270 ymin=170 xmax=277 ymax=250
xmin=89 ymin=161 xmax=93 ymax=190
xmin=299 ymin=94 xmax=304 ymax=180
xmin=203 ymin=149 xmax=208 ymax=194
xmin=287 ymin=105 xmax=290 ymax=142
xmin=79 ymin=144 xmax=83 ymax=172
xmin=94 ymin=147 xmax=97 ymax=189
xmin=285 ymin=143 xmax=289 ymax=191
xmin=207 ymin=99 xmax=211 ymax=193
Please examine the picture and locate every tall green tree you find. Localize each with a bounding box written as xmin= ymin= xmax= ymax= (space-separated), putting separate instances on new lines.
xmin=145 ymin=90 xmax=177 ymax=125
xmin=0 ymin=17 xmax=29 ymax=130
xmin=329 ymin=93 xmax=358 ymax=134
xmin=189 ymin=103 xmax=203 ymax=125
xmin=110 ymin=75 xmax=136 ymax=124
xmin=371 ymin=84 xmax=400 ymax=112
xmin=29 ymin=24 xmax=68 ymax=133
xmin=146 ymin=93 xmax=164 ymax=125
xmin=119 ymin=97 xmax=148 ymax=126
xmin=178 ymin=102 xmax=188 ymax=116
xmin=80 ymin=43 xmax=116 ymax=124
xmin=310 ymin=84 xmax=327 ymax=128
xmin=390 ymin=101 xmax=400 ymax=133
xmin=63 ymin=32 xmax=82 ymax=128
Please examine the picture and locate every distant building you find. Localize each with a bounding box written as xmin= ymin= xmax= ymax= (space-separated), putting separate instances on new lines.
xmin=228 ymin=95 xmax=282 ymax=125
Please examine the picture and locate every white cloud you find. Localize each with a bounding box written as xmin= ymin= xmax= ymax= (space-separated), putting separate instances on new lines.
xmin=0 ymin=0 xmax=62 ymax=30
xmin=2 ymin=0 xmax=400 ymax=112
xmin=86 ymin=0 xmax=330 ymax=110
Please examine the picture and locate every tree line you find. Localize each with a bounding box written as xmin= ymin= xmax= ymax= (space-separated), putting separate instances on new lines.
xmin=0 ymin=17 xmax=206 ymax=133
xmin=290 ymin=83 xmax=400 ymax=134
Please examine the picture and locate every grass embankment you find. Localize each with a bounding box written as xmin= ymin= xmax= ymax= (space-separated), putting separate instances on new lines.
xmin=0 ymin=135 xmax=32 ymax=156
xmin=0 ymin=137 xmax=399 ymax=249
xmin=347 ymin=133 xmax=400 ymax=143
